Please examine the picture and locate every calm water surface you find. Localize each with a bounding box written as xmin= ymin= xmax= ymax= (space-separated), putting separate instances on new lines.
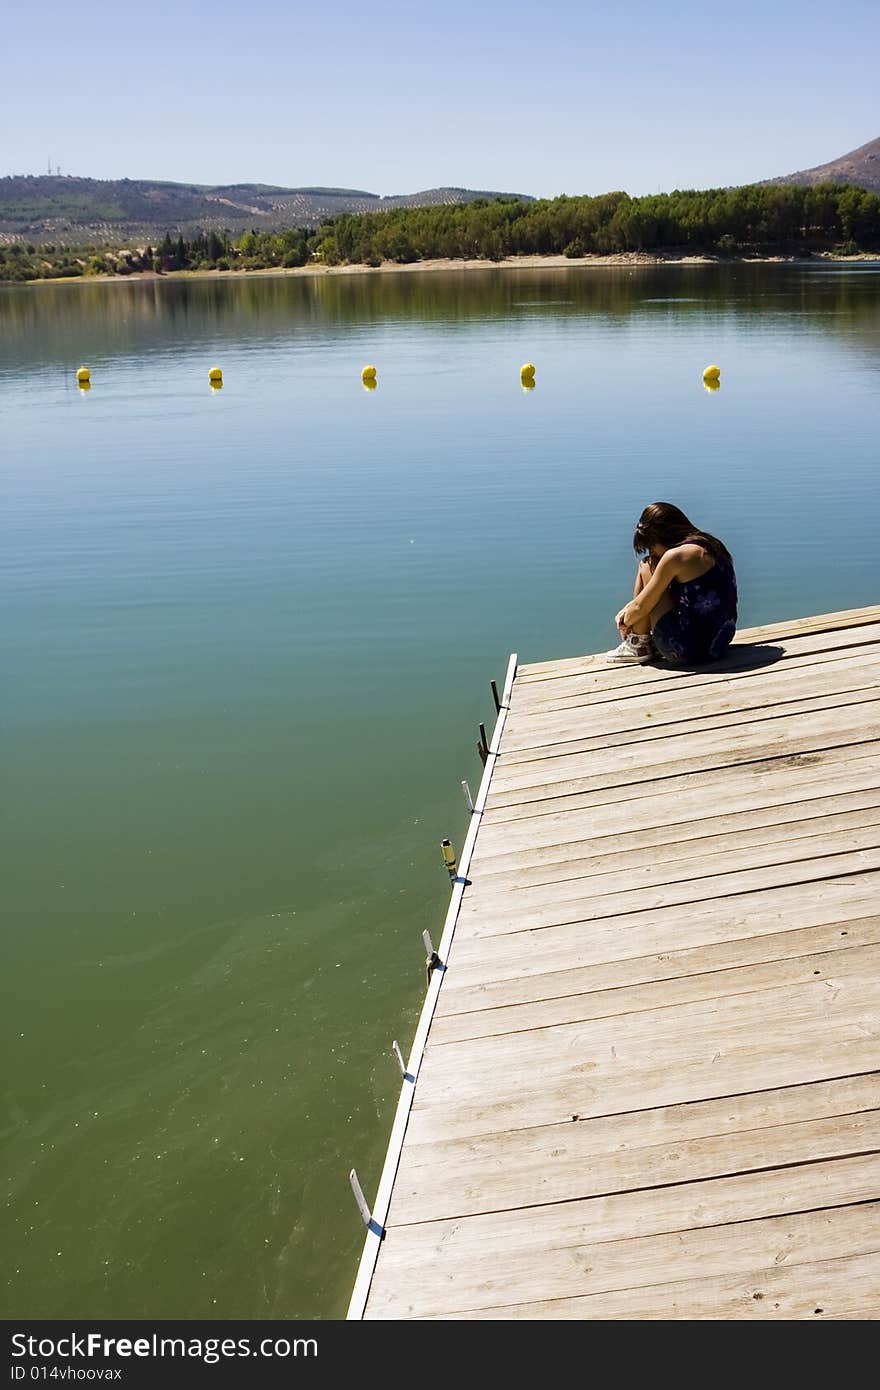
xmin=1 ymin=263 xmax=878 ymax=1317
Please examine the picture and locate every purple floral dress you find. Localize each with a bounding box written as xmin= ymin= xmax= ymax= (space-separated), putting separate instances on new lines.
xmin=652 ymin=551 xmax=738 ymax=663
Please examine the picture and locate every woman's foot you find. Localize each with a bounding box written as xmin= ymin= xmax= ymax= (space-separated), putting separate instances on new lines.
xmin=606 ymin=632 xmax=655 ymax=663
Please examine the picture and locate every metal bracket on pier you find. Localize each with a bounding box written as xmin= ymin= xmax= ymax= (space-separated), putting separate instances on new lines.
xmin=491 ymin=679 xmax=502 ymax=713
xmin=350 ymin=1169 xmax=371 ymax=1226
xmin=477 ymin=722 xmax=489 ymax=765
xmin=422 ymin=928 xmax=442 ymax=985
xmin=349 ymin=1169 xmax=384 ymax=1238
xmin=391 ymin=1040 xmax=407 ymax=1077
xmin=347 ymin=651 xmax=518 ymax=1320
xmin=461 ymin=779 xmax=474 ymax=814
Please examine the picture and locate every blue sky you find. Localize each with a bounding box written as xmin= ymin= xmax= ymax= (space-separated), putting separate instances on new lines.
xmin=4 ymin=0 xmax=878 ymax=196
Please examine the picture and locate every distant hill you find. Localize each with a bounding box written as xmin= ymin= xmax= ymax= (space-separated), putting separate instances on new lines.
xmin=765 ymin=135 xmax=880 ymax=195
xmin=0 ymin=176 xmax=533 ymax=242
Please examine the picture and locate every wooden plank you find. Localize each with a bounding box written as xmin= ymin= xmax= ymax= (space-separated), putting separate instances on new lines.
xmin=503 ymin=681 xmax=880 ymax=770
xmin=729 ymin=607 xmax=880 ymax=643
xmin=455 ymin=847 xmax=880 ymax=941
xmin=415 ymin=973 xmax=880 ymax=1095
xmin=490 ymin=728 xmax=880 ymax=815
xmin=388 ymin=1073 xmax=880 ymax=1224
xmin=518 ymin=606 xmax=880 ymax=673
xmin=378 ymin=1161 xmax=880 ymax=1272
xmin=484 ymin=743 xmax=880 ymax=829
xmin=503 ymin=657 xmax=880 ymax=755
xmin=514 ymin=629 xmax=880 ymax=711
xmin=511 ymin=636 xmax=880 ymax=717
xmin=513 ymin=638 xmax=880 ymax=717
xmin=407 ymin=1028 xmax=880 ymax=1145
xmin=820 ymin=1310 xmax=880 ymax=1319
xmin=358 ymin=610 xmax=880 ymax=1320
xmin=472 ymin=788 xmax=880 ymax=884
xmin=489 ymin=731 xmax=879 ymax=812
xmin=430 ymin=941 xmax=880 ymax=1045
xmin=388 ymin=1108 xmax=880 ymax=1226
xmin=477 ymin=746 xmax=880 ymax=842
xmin=447 ymin=876 xmax=880 ymax=987
xmin=365 ymin=1171 xmax=880 ymax=1318
xmin=437 ymin=915 xmax=880 ymax=1018
xmin=516 ymin=608 xmax=880 ymax=681
xmin=408 ymin=1054 xmax=880 ymax=1157
xmin=462 ymin=816 xmax=880 ymax=913
xmin=463 ymin=818 xmax=880 ymax=915
xmin=490 ymin=699 xmax=880 ymax=801
xmin=429 ymin=1252 xmax=880 ymax=1319
xmin=516 ymin=645 xmax=880 ymax=725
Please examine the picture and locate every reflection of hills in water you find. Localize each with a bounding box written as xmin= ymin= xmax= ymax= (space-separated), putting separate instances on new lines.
xmin=1 ymin=263 xmax=879 ymax=372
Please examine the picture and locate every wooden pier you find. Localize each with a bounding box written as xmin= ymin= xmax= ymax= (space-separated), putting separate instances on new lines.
xmin=349 ymin=606 xmax=880 ymax=1320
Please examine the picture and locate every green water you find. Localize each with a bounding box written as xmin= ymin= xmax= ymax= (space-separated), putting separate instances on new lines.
xmin=1 ymin=263 xmax=878 ymax=1318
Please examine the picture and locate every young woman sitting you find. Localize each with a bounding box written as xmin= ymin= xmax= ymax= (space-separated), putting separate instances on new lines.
xmin=609 ymin=501 xmax=738 ymax=664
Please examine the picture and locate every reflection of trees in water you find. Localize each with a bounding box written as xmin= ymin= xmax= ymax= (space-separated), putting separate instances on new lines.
xmin=1 ymin=264 xmax=879 ymax=371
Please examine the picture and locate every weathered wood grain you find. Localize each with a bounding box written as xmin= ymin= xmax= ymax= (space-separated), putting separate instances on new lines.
xmin=357 ymin=608 xmax=880 ymax=1321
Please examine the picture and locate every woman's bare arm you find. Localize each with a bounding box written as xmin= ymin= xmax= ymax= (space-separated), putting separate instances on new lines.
xmin=618 ymin=552 xmax=678 ymax=629
xmin=616 ymin=546 xmax=710 ymax=631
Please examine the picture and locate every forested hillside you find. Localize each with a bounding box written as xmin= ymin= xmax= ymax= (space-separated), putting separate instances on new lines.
xmin=0 ymin=176 xmax=530 ymax=240
xmin=311 ymin=185 xmax=880 ymax=264
xmin=1 ymin=184 xmax=878 ymax=281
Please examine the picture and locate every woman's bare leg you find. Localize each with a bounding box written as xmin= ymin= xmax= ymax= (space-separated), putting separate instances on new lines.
xmin=626 ymin=559 xmax=673 ymax=635
xmin=633 ymin=559 xmax=650 ymax=599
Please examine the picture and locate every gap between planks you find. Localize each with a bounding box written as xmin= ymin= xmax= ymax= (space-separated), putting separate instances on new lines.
xmin=364 ymin=1176 xmax=880 ymax=1318
xmin=516 ymin=607 xmax=880 ymax=681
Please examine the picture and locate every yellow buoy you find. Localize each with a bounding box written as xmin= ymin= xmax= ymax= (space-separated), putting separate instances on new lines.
xmin=362 ymin=365 xmax=377 ymax=382
xmin=703 ymin=377 xmax=721 ymax=393
xmin=702 ymin=364 xmax=721 ymax=381
xmin=76 ymin=366 xmax=90 ymax=384
xmin=79 ymin=380 xmax=91 ymax=394
xmin=521 ymin=362 xmax=536 ymax=381
xmin=362 ymin=377 xmax=377 ymax=392
xmin=521 ymin=378 xmax=536 ymax=392
xmin=210 ymin=379 xmax=223 ymax=393
xmin=208 ymin=366 xmax=223 ymax=383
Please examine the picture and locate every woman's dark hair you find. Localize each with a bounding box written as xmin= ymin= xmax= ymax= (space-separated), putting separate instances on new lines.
xmin=633 ymin=502 xmax=732 ymax=563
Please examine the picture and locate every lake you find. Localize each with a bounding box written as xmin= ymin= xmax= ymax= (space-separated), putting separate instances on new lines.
xmin=1 ymin=261 xmax=878 ymax=1318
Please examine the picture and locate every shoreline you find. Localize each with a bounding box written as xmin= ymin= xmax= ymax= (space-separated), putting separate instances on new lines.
xmin=21 ymin=248 xmax=880 ymax=287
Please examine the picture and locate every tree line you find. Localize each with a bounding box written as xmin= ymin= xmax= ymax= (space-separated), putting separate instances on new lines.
xmin=1 ymin=184 xmax=878 ymax=281
xmin=0 ymin=226 xmax=314 ymax=280
xmin=313 ymin=184 xmax=880 ymax=264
